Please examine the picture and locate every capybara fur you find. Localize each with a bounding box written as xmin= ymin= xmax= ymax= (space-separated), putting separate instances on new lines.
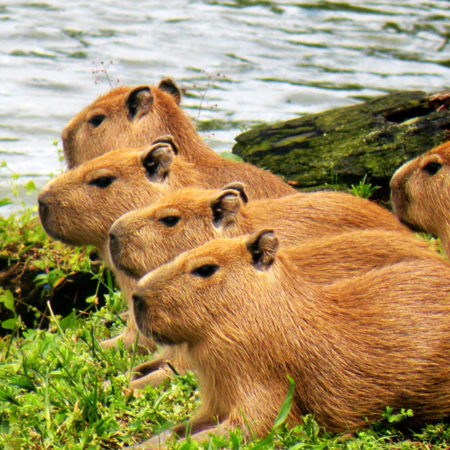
xmin=110 ymin=183 xmax=412 ymax=280
xmin=131 ymin=230 xmax=450 ymax=446
xmin=390 ymin=141 xmax=450 ymax=258
xmin=62 ymin=78 xmax=295 ymax=200
xmin=38 ymin=138 xmax=207 ymax=351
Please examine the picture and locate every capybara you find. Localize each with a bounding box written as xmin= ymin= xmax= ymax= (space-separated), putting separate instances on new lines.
xmin=61 ymin=78 xmax=295 ymax=200
xmin=131 ymin=230 xmax=450 ymax=446
xmin=390 ymin=141 xmax=450 ymax=258
xmin=110 ymin=183 xmax=416 ymax=389
xmin=109 ymin=182 xmax=412 ymax=279
xmin=38 ymin=138 xmax=208 ymax=352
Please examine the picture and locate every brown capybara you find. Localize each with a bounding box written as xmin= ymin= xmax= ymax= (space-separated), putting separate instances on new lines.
xmin=109 ymin=183 xmax=417 ymax=389
xmin=109 ymin=182 xmax=412 ymax=280
xmin=124 ymin=229 xmax=439 ymax=392
xmin=61 ymin=78 xmax=295 ymax=200
xmin=38 ymin=138 xmax=208 ymax=352
xmin=131 ymin=230 xmax=450 ymax=446
xmin=390 ymin=141 xmax=450 ymax=258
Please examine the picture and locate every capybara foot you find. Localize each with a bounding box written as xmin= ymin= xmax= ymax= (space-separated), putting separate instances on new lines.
xmin=130 ymin=368 xmax=171 ymax=390
xmin=129 ymin=360 xmax=176 ymax=389
xmin=130 ymin=420 xmax=232 ymax=449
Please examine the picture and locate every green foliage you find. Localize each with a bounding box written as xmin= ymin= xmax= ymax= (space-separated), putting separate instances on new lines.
xmin=381 ymin=407 xmax=414 ymax=425
xmin=0 ymin=161 xmax=37 ymax=204
xmin=0 ymin=206 xmax=96 ymax=296
xmin=0 ymin=290 xmax=18 ymax=330
xmin=351 ymin=175 xmax=380 ymax=199
xmin=53 ymin=138 xmax=65 ymax=168
xmin=0 ymin=310 xmax=199 ymax=449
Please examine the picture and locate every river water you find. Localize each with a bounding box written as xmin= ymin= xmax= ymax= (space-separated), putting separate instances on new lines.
xmin=1 ymin=0 xmax=449 ymax=213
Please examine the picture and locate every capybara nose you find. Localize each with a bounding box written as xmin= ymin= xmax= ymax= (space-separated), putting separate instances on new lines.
xmin=108 ymin=230 xmax=121 ymax=262
xmin=109 ymin=230 xmax=117 ymax=245
xmin=389 ymin=175 xmax=400 ymax=191
xmin=132 ymin=294 xmax=144 ymax=315
xmin=38 ymin=198 xmax=49 ymax=224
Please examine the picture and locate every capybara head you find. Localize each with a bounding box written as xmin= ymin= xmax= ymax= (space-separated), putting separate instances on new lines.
xmin=62 ymin=79 xmax=183 ymax=168
xmin=109 ymin=182 xmax=248 ymax=278
xmin=390 ymin=141 xmax=450 ymax=254
xmin=38 ymin=136 xmax=203 ymax=248
xmin=132 ymin=229 xmax=278 ymax=346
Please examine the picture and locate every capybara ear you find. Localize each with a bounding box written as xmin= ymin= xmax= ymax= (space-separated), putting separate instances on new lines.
xmin=211 ymin=190 xmax=242 ymax=226
xmin=150 ymin=134 xmax=179 ymax=155
xmin=246 ymin=229 xmax=278 ymax=270
xmin=126 ymin=86 xmax=154 ymax=119
xmin=140 ymin=142 xmax=175 ymax=182
xmin=157 ymin=78 xmax=182 ymax=104
xmin=221 ymin=182 xmax=248 ymax=204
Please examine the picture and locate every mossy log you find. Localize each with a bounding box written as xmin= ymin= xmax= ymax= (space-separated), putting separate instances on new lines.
xmin=233 ymin=90 xmax=450 ymax=200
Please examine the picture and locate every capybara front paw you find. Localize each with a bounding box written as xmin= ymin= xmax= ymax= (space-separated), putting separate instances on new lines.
xmin=130 ymin=361 xmax=172 ymax=389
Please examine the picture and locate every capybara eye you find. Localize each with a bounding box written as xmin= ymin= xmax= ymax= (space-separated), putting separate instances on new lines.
xmin=159 ymin=216 xmax=181 ymax=227
xmin=191 ymin=264 xmax=219 ymax=278
xmin=89 ymin=176 xmax=116 ymax=189
xmin=422 ymin=161 xmax=443 ymax=176
xmin=88 ymin=115 xmax=106 ymax=128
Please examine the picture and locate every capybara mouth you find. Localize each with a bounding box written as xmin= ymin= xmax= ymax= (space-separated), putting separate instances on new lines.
xmin=38 ymin=210 xmax=79 ymax=247
xmin=109 ymin=251 xmax=143 ymax=279
xmin=118 ymin=263 xmax=143 ymax=280
xmin=109 ymin=232 xmax=145 ymax=279
xmin=390 ymin=189 xmax=407 ymax=212
xmin=149 ymin=331 xmax=178 ymax=346
xmin=133 ymin=294 xmax=178 ymax=346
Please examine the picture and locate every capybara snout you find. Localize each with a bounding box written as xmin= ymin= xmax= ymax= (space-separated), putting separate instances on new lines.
xmin=37 ymin=197 xmax=49 ymax=230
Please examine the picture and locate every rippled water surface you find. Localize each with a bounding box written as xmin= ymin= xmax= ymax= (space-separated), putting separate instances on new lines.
xmin=1 ymin=0 xmax=450 ymax=211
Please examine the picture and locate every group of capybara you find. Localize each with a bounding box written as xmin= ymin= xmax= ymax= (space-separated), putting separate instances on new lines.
xmin=37 ymin=78 xmax=450 ymax=448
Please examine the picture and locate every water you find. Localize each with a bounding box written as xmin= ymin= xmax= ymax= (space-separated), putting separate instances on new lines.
xmin=1 ymin=0 xmax=449 ymax=213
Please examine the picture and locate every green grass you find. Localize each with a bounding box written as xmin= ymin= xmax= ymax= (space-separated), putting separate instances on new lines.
xmin=0 ymin=308 xmax=201 ymax=449
xmin=0 ymin=205 xmax=105 ymax=333
xmin=351 ymin=175 xmax=380 ymax=200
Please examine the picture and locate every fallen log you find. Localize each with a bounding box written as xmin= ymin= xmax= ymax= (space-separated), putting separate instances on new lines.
xmin=233 ymin=90 xmax=450 ymax=201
